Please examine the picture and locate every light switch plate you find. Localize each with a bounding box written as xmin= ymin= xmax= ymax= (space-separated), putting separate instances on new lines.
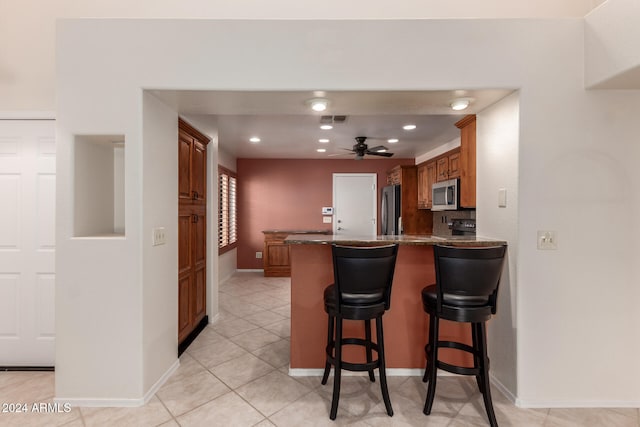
xmin=322 ymin=207 xmax=334 ymax=215
xmin=152 ymin=227 xmax=166 ymax=246
xmin=537 ymin=230 xmax=557 ymax=250
xmin=323 ymin=216 xmax=332 ymax=223
xmin=498 ymin=188 xmax=507 ymax=208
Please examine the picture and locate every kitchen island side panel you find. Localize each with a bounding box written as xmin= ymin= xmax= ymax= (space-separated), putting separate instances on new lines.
xmin=290 ymin=244 xmax=472 ymax=369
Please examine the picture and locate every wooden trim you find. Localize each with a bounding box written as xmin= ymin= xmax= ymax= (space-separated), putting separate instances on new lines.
xmin=218 ymin=165 xmax=238 ymax=255
xmin=179 ymin=117 xmax=211 ymax=144
xmin=416 ymin=147 xmax=460 ymax=168
xmin=455 ymin=114 xmax=476 ymax=129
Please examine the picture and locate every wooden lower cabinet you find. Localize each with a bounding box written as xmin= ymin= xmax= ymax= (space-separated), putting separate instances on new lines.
xmin=263 ymin=231 xmax=330 ymax=277
xmin=178 ymin=206 xmax=207 ymax=343
xmin=264 ymin=232 xmax=291 ymax=277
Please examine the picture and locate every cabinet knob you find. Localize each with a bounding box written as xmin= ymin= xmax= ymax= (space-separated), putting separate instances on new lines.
xmin=192 ymin=191 xmax=199 ymax=200
xmin=192 ymin=214 xmax=199 ymax=223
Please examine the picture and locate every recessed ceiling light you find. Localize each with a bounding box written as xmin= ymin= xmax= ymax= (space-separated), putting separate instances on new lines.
xmin=320 ymin=125 xmax=333 ymax=130
xmin=450 ymin=98 xmax=471 ymax=111
xmin=387 ymin=138 xmax=399 ymax=143
xmin=318 ymin=138 xmax=330 ymax=143
xmin=316 ymin=148 xmax=327 ymax=153
xmin=403 ymin=124 xmax=417 ymax=131
xmin=307 ymin=98 xmax=329 ymax=112
xmin=249 ymin=137 xmax=261 ymax=143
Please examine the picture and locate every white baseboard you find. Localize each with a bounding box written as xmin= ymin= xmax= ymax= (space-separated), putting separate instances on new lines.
xmin=54 ymin=358 xmax=180 ymax=407
xmin=236 ymin=269 xmax=264 ymax=273
xmin=0 ymin=111 xmax=56 ymax=120
xmin=515 ymin=398 xmax=640 ymax=409
xmin=489 ymin=372 xmax=517 ymax=405
xmin=209 ymin=312 xmax=220 ymax=324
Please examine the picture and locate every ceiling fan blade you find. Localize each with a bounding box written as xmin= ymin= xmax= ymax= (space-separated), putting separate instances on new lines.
xmin=365 ymin=145 xmax=393 ymax=157
xmin=366 ymin=145 xmax=388 ymax=152
xmin=366 ymin=151 xmax=394 ymax=157
xmin=327 ymin=152 xmax=352 ymax=157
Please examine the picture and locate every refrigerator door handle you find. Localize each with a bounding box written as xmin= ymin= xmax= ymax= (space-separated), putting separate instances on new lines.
xmin=381 ymin=192 xmax=388 ymax=235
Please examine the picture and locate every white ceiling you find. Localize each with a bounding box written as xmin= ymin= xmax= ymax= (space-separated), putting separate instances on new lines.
xmin=152 ymin=89 xmax=514 ymax=159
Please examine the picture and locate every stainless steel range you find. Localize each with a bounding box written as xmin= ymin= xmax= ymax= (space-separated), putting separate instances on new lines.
xmin=450 ymin=219 xmax=476 ymax=236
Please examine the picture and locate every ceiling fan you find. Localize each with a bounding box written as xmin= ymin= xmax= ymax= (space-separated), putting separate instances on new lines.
xmin=332 ymin=136 xmax=394 ymax=160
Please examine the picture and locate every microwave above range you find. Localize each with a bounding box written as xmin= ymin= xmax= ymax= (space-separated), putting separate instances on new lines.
xmin=432 ymin=178 xmax=459 ymax=211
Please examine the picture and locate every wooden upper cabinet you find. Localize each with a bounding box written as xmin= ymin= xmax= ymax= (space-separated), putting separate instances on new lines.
xmin=456 ymin=115 xmax=476 ymax=208
xmin=191 ymin=140 xmax=207 ymax=204
xmin=178 ymin=120 xmax=209 ymax=205
xmin=436 ymin=157 xmax=449 ymax=182
xmin=417 ymin=161 xmax=437 ymax=209
xmin=448 ymin=151 xmax=460 ymax=179
xmin=178 ymin=132 xmax=193 ymax=202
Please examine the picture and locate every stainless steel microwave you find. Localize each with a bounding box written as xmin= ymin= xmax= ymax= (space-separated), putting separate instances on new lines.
xmin=432 ymin=178 xmax=459 ymax=211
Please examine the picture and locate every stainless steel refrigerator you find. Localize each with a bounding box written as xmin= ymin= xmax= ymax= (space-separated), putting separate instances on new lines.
xmin=381 ymin=185 xmax=402 ymax=235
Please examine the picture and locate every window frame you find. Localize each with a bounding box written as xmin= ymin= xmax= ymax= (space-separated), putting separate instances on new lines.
xmin=218 ymin=165 xmax=237 ymax=254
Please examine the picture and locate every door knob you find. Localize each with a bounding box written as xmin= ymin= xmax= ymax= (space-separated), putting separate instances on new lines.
xmin=337 ymin=227 xmax=343 ymax=231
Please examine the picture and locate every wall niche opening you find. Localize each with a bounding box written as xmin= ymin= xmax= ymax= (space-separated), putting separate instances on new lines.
xmin=73 ymin=134 xmax=125 ymax=237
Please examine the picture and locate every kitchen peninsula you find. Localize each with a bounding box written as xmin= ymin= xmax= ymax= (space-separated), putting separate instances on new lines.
xmin=285 ymin=234 xmax=507 ymax=373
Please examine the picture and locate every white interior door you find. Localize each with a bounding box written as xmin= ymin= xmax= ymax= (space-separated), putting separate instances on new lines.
xmin=0 ymin=119 xmax=56 ymax=366
xmin=333 ymin=173 xmax=377 ymax=236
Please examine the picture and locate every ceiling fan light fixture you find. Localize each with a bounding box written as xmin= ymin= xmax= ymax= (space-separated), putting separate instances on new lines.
xmin=450 ymin=98 xmax=471 ymax=111
xmin=307 ymin=98 xmax=329 ymax=112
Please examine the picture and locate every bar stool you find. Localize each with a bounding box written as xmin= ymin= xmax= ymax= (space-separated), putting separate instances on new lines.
xmin=422 ymin=245 xmax=507 ymax=427
xmin=321 ymin=244 xmax=399 ymax=420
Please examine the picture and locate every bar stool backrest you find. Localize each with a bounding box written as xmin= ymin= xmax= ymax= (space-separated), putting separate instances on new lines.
xmin=434 ymin=245 xmax=507 ymax=314
xmin=332 ymin=244 xmax=399 ymax=310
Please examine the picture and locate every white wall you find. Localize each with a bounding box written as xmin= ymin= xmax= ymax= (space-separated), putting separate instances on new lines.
xmin=1 ymin=1 xmax=604 ymax=112
xmin=585 ymin=0 xmax=640 ymax=88
xmin=55 ymin=18 xmax=640 ymax=406
xmin=141 ymin=92 xmax=180 ymax=393
xmin=476 ymin=92 xmax=520 ymax=397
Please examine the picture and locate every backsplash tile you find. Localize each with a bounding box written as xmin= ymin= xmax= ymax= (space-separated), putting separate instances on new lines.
xmin=432 ymin=210 xmax=475 ymax=236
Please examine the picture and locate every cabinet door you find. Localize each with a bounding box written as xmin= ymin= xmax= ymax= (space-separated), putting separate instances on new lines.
xmin=192 ymin=211 xmax=206 ymax=324
xmin=458 ymin=116 xmax=476 ymax=208
xmin=448 ymin=152 xmax=461 ymax=179
xmin=436 ymin=157 xmax=449 ymax=182
xmin=417 ymin=164 xmax=429 ymax=209
xmin=426 ymin=162 xmax=436 ymax=209
xmin=178 ymin=210 xmax=193 ymax=342
xmin=191 ymin=140 xmax=207 ymax=204
xmin=178 ymin=133 xmax=193 ymax=202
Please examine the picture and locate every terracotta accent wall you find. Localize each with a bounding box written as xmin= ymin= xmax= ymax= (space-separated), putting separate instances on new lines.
xmin=236 ymin=158 xmax=415 ymax=269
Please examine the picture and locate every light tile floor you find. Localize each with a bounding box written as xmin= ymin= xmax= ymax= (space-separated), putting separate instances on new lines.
xmin=1 ymin=271 xmax=638 ymax=426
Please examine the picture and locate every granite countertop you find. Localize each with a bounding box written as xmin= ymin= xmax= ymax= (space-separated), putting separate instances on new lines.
xmin=263 ymin=229 xmax=332 ymax=234
xmin=284 ymin=234 xmax=506 ymax=247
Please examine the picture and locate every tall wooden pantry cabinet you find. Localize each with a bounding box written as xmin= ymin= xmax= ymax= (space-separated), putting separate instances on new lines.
xmin=178 ymin=119 xmax=210 ymax=351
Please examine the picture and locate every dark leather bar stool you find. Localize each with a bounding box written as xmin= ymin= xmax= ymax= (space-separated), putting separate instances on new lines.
xmin=321 ymin=244 xmax=399 ymax=420
xmin=422 ymin=245 xmax=507 ymax=427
